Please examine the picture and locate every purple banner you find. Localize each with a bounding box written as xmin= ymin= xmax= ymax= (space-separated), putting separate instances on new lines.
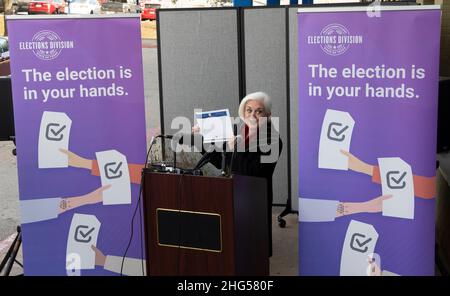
xmin=298 ymin=8 xmax=440 ymax=276
xmin=8 ymin=16 xmax=147 ymax=275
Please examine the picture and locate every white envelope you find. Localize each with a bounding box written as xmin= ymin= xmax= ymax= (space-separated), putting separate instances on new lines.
xmin=66 ymin=213 xmax=101 ymax=271
xmin=379 ymin=157 xmax=415 ymax=219
xmin=195 ymin=109 xmax=234 ymax=144
xmin=38 ymin=111 xmax=72 ymax=168
xmin=96 ymin=150 xmax=131 ymax=205
xmin=318 ymin=109 xmax=355 ymax=170
xmin=340 ymin=220 xmax=379 ymax=276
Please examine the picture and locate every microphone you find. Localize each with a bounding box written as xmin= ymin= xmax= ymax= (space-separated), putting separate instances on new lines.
xmin=221 ymin=146 xmax=226 ymax=176
xmin=145 ymin=135 xmax=170 ymax=166
xmin=145 ymin=134 xmax=175 ymax=170
xmin=147 ymin=133 xmax=204 ymax=173
xmin=145 ymin=135 xmax=156 ymax=168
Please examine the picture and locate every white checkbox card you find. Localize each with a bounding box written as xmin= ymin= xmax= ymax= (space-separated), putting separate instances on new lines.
xmin=378 ymin=157 xmax=415 ymax=220
xmin=38 ymin=111 xmax=72 ymax=169
xmin=96 ymin=150 xmax=131 ymax=205
xmin=66 ymin=213 xmax=101 ymax=271
xmin=340 ymin=220 xmax=379 ymax=276
xmin=195 ymin=109 xmax=234 ymax=144
xmin=318 ymin=109 xmax=355 ymax=170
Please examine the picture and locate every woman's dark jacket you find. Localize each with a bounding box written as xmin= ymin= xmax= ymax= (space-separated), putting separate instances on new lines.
xmin=201 ymin=122 xmax=282 ymax=257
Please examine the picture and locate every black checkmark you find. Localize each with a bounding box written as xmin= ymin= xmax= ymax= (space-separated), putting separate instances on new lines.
xmin=391 ymin=172 xmax=406 ymax=184
xmin=355 ymin=237 xmax=372 ymax=246
xmin=350 ymin=233 xmax=372 ymax=253
xmin=79 ymin=228 xmax=94 ymax=238
xmin=109 ymin=162 xmax=122 ymax=174
xmin=104 ymin=162 xmax=123 ymax=179
xmin=45 ymin=123 xmax=66 ymax=141
xmin=386 ymin=171 xmax=407 ymax=189
xmin=51 ymin=125 xmax=66 ymax=136
xmin=327 ymin=122 xmax=349 ymax=142
xmin=332 ymin=125 xmax=348 ymax=136
xmin=74 ymin=225 xmax=95 ymax=243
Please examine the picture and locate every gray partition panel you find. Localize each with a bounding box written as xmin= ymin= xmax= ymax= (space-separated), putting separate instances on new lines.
xmin=289 ymin=7 xmax=299 ymax=211
xmin=243 ymin=7 xmax=289 ymax=206
xmin=158 ymin=9 xmax=240 ymax=134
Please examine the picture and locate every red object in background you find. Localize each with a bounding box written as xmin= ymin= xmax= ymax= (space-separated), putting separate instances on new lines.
xmin=141 ymin=3 xmax=160 ymax=21
xmin=28 ymin=0 xmax=66 ymax=14
xmin=0 ymin=60 xmax=10 ymax=77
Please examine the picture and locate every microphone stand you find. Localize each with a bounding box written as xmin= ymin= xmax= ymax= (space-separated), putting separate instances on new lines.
xmin=227 ymin=123 xmax=241 ymax=177
xmin=228 ymin=135 xmax=241 ymax=178
xmin=145 ymin=136 xmax=156 ymax=169
xmin=220 ymin=145 xmax=226 ymax=176
xmin=173 ymin=146 xmax=177 ymax=173
xmin=0 ymin=136 xmax=22 ymax=276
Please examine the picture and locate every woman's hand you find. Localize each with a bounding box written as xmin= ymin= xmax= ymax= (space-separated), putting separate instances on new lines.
xmin=59 ymin=185 xmax=111 ymax=214
xmin=336 ymin=195 xmax=392 ymax=217
xmin=340 ymin=150 xmax=374 ymax=176
xmin=227 ymin=136 xmax=237 ymax=151
xmin=367 ymin=257 xmax=382 ymax=276
xmin=59 ymin=148 xmax=92 ymax=170
xmin=362 ymin=194 xmax=392 ymax=213
xmin=192 ymin=125 xmax=200 ymax=134
xmin=81 ymin=185 xmax=112 ymax=205
xmin=91 ymin=245 xmax=106 ymax=267
xmin=248 ymin=125 xmax=258 ymax=139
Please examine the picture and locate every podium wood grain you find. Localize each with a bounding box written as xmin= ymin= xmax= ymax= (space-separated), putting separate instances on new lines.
xmin=142 ymin=172 xmax=268 ymax=276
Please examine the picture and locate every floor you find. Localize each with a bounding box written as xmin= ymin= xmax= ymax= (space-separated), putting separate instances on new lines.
xmin=270 ymin=207 xmax=298 ymax=276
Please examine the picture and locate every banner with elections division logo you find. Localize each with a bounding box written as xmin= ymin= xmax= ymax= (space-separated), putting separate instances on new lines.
xmin=8 ymin=16 xmax=147 ymax=275
xmin=297 ymin=6 xmax=441 ymax=275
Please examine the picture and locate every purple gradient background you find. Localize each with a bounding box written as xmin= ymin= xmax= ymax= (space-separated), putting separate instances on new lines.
xmin=8 ymin=18 xmax=147 ymax=275
xmin=298 ymin=10 xmax=440 ymax=275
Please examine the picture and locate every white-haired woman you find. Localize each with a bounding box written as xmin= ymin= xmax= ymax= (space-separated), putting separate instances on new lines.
xmin=194 ymin=91 xmax=282 ymax=257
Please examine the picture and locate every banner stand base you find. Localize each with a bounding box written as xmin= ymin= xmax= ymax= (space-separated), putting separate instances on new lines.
xmin=277 ymin=196 xmax=296 ymax=228
xmin=0 ymin=226 xmax=23 ymax=276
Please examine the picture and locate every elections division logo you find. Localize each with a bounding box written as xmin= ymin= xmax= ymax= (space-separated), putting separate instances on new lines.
xmin=19 ymin=30 xmax=74 ymax=61
xmin=307 ymin=23 xmax=363 ymax=56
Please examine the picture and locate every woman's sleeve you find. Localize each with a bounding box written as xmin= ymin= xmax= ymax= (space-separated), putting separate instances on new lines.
xmin=238 ymin=137 xmax=283 ymax=177
xmin=372 ymin=166 xmax=435 ymax=199
xmin=298 ymin=198 xmax=339 ymax=222
xmin=203 ymin=151 xmax=224 ymax=170
xmin=104 ymin=255 xmax=146 ymax=276
xmin=91 ymin=160 xmax=100 ymax=177
xmin=91 ymin=160 xmax=144 ymax=185
xmin=240 ymin=153 xmax=276 ymax=177
xmin=20 ymin=198 xmax=61 ymax=224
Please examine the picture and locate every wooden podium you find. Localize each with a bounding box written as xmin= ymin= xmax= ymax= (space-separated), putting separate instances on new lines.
xmin=142 ymin=171 xmax=269 ymax=276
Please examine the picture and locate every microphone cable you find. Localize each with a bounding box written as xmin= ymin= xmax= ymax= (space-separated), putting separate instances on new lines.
xmin=120 ymin=134 xmax=165 ymax=276
xmin=120 ymin=170 xmax=145 ymax=276
xmin=176 ymin=173 xmax=184 ymax=276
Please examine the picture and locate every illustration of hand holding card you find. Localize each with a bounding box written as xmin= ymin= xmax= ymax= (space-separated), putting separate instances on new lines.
xmin=38 ymin=111 xmax=72 ymax=168
xmin=378 ymin=157 xmax=414 ymax=219
xmin=318 ymin=109 xmax=355 ymax=170
xmin=66 ymin=213 xmax=101 ymax=270
xmin=95 ymin=150 xmax=131 ymax=205
xmin=340 ymin=220 xmax=379 ymax=276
